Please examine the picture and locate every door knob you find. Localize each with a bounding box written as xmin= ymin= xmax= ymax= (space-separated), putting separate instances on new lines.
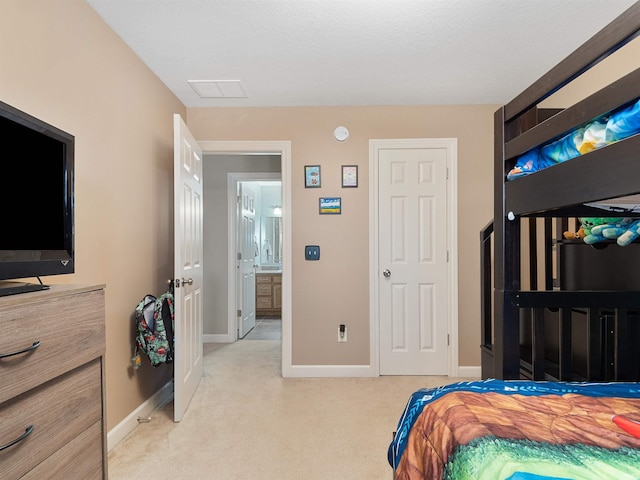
xmin=171 ymin=278 xmax=194 ymax=288
xmin=383 ymin=269 xmax=391 ymax=278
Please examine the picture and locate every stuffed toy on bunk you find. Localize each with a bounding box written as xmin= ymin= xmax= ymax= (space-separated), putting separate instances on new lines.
xmin=563 ymin=217 xmax=622 ymax=243
xmin=598 ymin=218 xmax=640 ymax=246
xmin=507 ymin=98 xmax=640 ymax=181
xmin=563 ymin=217 xmax=640 ymax=246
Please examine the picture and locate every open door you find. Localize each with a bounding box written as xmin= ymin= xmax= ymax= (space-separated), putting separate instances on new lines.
xmin=237 ymin=182 xmax=256 ymax=338
xmin=173 ymin=114 xmax=204 ymax=422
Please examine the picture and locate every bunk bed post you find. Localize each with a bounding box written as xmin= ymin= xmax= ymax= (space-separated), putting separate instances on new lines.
xmin=587 ymin=308 xmax=604 ymax=380
xmin=543 ymin=218 xmax=553 ymax=290
xmin=491 ymin=106 xmax=521 ymax=380
xmin=528 ymin=218 xmax=537 ymax=290
xmin=531 ymin=308 xmax=545 ymax=379
xmin=558 ymin=308 xmax=572 ymax=380
xmin=614 ymin=309 xmax=633 ymax=381
xmin=554 ymin=218 xmax=573 ymax=380
xmin=480 ymin=220 xmax=494 ymax=375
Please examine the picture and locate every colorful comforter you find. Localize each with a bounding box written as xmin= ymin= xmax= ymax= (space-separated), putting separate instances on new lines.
xmin=507 ymin=98 xmax=640 ymax=180
xmin=388 ymin=379 xmax=640 ymax=480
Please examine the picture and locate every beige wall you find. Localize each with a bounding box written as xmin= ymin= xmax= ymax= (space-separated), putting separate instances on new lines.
xmin=0 ymin=0 xmax=185 ymax=430
xmin=542 ymin=36 xmax=640 ymax=108
xmin=188 ymin=106 xmax=496 ymax=367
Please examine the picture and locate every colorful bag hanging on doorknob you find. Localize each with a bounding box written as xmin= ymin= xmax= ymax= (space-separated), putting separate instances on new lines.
xmin=134 ymin=291 xmax=175 ymax=367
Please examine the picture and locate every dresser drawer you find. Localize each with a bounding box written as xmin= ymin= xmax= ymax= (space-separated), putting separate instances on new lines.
xmin=256 ymin=275 xmax=272 ymax=284
xmin=21 ymin=421 xmax=104 ymax=480
xmin=0 ymin=359 xmax=102 ymax=480
xmin=0 ymin=289 xmax=105 ymax=403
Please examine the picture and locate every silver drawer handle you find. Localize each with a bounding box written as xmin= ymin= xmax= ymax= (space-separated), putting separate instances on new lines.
xmin=0 ymin=425 xmax=34 ymax=451
xmin=0 ymin=341 xmax=41 ymax=359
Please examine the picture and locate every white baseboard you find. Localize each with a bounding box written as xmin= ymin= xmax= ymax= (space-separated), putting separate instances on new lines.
xmin=288 ymin=364 xmax=376 ymax=377
xmin=286 ymin=364 xmax=482 ymax=378
xmin=204 ymin=333 xmax=234 ymax=343
xmin=458 ymin=366 xmax=482 ymax=378
xmin=107 ymin=380 xmax=173 ymax=452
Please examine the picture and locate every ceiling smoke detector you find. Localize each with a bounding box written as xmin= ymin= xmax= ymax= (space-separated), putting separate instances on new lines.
xmin=333 ymin=126 xmax=349 ymax=142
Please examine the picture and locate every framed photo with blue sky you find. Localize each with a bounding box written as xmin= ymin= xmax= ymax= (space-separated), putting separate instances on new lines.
xmin=319 ymin=197 xmax=341 ymax=214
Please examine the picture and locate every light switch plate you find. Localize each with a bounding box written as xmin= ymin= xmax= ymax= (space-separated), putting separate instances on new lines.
xmin=305 ymin=245 xmax=320 ymax=260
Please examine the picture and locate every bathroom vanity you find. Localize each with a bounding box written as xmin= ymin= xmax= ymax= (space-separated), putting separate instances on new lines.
xmin=255 ymin=272 xmax=282 ymax=316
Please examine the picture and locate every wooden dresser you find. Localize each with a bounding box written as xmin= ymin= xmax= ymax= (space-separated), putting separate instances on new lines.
xmin=255 ymin=273 xmax=282 ymax=316
xmin=0 ymin=284 xmax=107 ymax=479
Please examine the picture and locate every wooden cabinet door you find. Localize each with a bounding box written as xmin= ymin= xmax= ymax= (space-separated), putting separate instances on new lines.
xmin=273 ymin=282 xmax=282 ymax=309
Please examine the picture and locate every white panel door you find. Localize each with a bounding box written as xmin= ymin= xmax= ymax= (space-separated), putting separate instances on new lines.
xmin=238 ymin=183 xmax=256 ymax=338
xmin=173 ymin=114 xmax=203 ymax=422
xmin=378 ymin=143 xmax=449 ymax=375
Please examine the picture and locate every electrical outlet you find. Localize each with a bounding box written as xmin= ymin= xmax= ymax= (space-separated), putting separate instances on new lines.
xmin=338 ymin=324 xmax=347 ymax=342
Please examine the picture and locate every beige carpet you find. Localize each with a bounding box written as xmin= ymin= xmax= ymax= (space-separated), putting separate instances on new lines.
xmin=107 ymin=340 xmax=473 ymax=479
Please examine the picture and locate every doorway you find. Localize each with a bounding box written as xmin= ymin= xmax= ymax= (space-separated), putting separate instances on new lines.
xmin=200 ymin=140 xmax=292 ymax=377
xmin=236 ymin=178 xmax=283 ymax=341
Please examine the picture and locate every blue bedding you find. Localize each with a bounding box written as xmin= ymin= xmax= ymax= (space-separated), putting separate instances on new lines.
xmin=507 ymin=98 xmax=640 ymax=180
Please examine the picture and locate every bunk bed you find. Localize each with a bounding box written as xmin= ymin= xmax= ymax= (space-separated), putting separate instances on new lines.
xmin=483 ymin=1 xmax=640 ymax=383
xmin=388 ymin=3 xmax=640 ymax=478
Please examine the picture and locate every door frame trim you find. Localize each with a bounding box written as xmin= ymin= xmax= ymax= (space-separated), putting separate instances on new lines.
xmin=369 ymin=138 xmax=459 ymax=376
xmin=200 ymin=140 xmax=292 ymax=377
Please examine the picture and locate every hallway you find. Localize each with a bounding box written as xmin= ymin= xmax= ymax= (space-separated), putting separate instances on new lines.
xmin=243 ymin=317 xmax=281 ymax=340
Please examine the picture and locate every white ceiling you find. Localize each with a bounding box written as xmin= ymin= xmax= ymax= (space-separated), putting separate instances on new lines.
xmin=86 ymin=0 xmax=638 ymax=108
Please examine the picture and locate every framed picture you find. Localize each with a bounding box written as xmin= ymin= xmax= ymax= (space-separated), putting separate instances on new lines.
xmin=341 ymin=165 xmax=358 ymax=188
xmin=305 ymin=165 xmax=321 ymax=188
xmin=319 ymin=197 xmax=341 ymax=214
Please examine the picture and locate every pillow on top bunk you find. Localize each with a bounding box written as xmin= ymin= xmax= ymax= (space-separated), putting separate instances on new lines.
xmin=507 ymin=98 xmax=640 ymax=181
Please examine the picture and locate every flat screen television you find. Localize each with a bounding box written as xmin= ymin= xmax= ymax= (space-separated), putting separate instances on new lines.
xmin=0 ymin=100 xmax=74 ymax=296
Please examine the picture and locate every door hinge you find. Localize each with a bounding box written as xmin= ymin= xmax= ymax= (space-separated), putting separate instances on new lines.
xmin=446 ymin=251 xmax=449 ymax=262
xmin=446 ymin=167 xmax=449 ymax=180
xmin=237 ymin=252 xmax=242 ymax=260
xmin=237 ymin=309 xmax=242 ymax=317
xmin=447 ymin=334 xmax=450 ymax=346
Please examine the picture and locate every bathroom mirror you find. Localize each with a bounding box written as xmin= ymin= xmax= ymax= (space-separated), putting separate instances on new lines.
xmin=261 ymin=216 xmax=282 ymax=266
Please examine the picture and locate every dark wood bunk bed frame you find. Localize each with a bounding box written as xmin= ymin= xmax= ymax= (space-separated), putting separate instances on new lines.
xmin=481 ymin=2 xmax=640 ymax=382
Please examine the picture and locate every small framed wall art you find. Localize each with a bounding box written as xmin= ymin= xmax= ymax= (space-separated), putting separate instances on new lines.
xmin=305 ymin=165 xmax=321 ymax=188
xmin=319 ymin=197 xmax=341 ymax=214
xmin=341 ymin=165 xmax=358 ymax=188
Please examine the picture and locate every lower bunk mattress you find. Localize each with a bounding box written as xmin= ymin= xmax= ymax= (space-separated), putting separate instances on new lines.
xmin=388 ymin=379 xmax=640 ymax=480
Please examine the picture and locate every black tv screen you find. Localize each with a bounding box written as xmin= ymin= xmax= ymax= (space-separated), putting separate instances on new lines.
xmin=0 ymin=100 xmax=74 ymax=293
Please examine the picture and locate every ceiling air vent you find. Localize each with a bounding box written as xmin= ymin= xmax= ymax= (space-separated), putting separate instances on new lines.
xmin=188 ymin=80 xmax=247 ymax=98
